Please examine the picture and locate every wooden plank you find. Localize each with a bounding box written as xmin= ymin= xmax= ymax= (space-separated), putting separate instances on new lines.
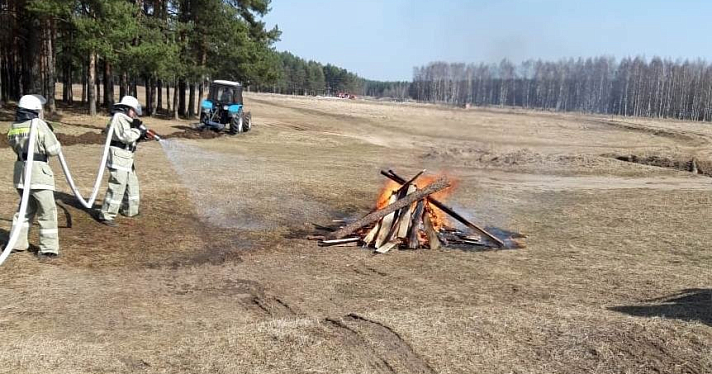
xmin=395 ymin=169 xmax=425 ymax=193
xmin=382 ymin=183 xmax=414 ymax=243
xmin=381 ymin=170 xmax=505 ymax=248
xmin=396 ymin=184 xmax=417 ymax=238
xmin=423 ymin=213 xmax=441 ymax=250
xmin=384 ymin=170 xmax=424 ymax=244
xmin=407 ymin=200 xmax=425 ymax=249
xmin=388 ymin=170 xmax=424 ymax=242
xmin=362 ymin=221 xmax=381 ymax=246
xmin=375 ymin=194 xmax=398 ymax=248
xmin=448 ymin=238 xmax=486 ymax=246
xmin=329 ymin=177 xmax=451 ymax=239
xmin=320 ymin=236 xmax=361 ymax=245
xmin=375 ymin=240 xmax=398 ymax=254
xmin=327 ymin=242 xmax=359 ymax=248
xmin=455 ymin=233 xmax=482 ymax=241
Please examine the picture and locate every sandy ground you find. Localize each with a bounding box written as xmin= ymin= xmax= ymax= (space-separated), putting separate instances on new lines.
xmin=0 ymin=93 xmax=710 ymax=373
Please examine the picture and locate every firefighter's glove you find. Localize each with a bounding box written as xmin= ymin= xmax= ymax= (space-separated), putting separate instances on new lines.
xmin=131 ymin=118 xmax=143 ymax=129
xmin=138 ymin=127 xmax=149 ymax=141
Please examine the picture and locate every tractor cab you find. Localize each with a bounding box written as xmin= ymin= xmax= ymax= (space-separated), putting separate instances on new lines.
xmin=209 ymin=80 xmax=243 ymax=106
xmin=199 ymin=80 xmax=251 ymax=134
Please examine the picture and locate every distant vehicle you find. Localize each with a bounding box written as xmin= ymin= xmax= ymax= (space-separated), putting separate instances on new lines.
xmin=199 ymin=80 xmax=252 ymax=134
xmin=336 ymin=92 xmax=356 ymax=99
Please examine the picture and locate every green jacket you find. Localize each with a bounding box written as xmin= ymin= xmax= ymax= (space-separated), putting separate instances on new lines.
xmin=8 ymin=118 xmax=61 ymax=191
xmin=106 ymin=112 xmax=141 ymax=172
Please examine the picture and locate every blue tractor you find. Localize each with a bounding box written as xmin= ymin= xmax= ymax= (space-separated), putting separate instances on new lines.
xmin=199 ymin=80 xmax=252 ymax=134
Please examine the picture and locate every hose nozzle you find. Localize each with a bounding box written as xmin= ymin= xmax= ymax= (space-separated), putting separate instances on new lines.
xmin=138 ymin=124 xmax=162 ymax=141
xmin=148 ymin=129 xmax=162 ymax=141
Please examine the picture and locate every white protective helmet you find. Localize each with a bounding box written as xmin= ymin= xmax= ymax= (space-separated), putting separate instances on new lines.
xmin=118 ymin=96 xmax=142 ymax=116
xmin=18 ymin=94 xmax=46 ymax=111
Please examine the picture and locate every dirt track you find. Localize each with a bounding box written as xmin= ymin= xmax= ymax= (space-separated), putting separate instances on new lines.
xmin=0 ymin=94 xmax=710 ymax=373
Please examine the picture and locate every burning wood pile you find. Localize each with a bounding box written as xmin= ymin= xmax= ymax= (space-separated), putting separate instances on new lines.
xmin=311 ymin=170 xmax=525 ymax=253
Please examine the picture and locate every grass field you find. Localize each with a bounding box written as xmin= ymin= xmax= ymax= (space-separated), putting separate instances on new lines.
xmin=0 ymin=92 xmax=710 ymax=373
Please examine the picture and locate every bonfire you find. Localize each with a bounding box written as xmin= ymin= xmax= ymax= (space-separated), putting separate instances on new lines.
xmin=310 ymin=170 xmax=525 ymax=253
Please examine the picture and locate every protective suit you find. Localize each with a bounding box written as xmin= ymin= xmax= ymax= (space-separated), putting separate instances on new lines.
xmin=98 ymin=101 xmax=144 ymax=224
xmin=8 ymin=95 xmax=61 ymax=255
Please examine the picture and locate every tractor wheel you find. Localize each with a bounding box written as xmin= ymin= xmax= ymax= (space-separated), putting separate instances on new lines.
xmin=243 ymin=112 xmax=252 ymax=132
xmin=229 ymin=113 xmax=243 ymax=135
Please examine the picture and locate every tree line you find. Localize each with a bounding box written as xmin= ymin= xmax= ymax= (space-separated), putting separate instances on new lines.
xmin=253 ymin=51 xmax=361 ymax=96
xmin=252 ymin=51 xmax=411 ymax=99
xmin=9 ymin=1 xmax=701 ymax=123
xmin=1 ymin=0 xmax=280 ymax=117
xmin=411 ymin=57 xmax=712 ymax=121
xmin=0 ymin=0 xmax=409 ymax=117
xmin=361 ymin=80 xmax=410 ymax=100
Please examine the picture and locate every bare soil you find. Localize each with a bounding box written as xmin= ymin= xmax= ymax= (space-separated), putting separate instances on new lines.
xmin=0 ymin=93 xmax=710 ymax=373
xmin=612 ymin=153 xmax=712 ymax=177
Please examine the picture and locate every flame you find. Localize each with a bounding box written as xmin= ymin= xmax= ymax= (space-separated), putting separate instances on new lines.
xmin=415 ymin=174 xmax=457 ymax=202
xmin=373 ymin=173 xmax=457 ymax=233
xmin=424 ymin=202 xmax=448 ymax=231
xmin=418 ymin=230 xmax=428 ymax=243
xmin=376 ymin=180 xmax=402 ymax=210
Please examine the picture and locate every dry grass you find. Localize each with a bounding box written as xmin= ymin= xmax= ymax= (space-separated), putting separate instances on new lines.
xmin=0 ymin=93 xmax=710 ymax=373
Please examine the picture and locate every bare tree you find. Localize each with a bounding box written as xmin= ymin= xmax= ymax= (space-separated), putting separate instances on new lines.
xmin=410 ymin=56 xmax=712 ymax=122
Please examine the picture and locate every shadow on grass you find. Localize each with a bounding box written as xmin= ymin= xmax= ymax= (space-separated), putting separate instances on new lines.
xmin=609 ymin=289 xmax=712 ymax=327
xmin=55 ymin=191 xmax=99 ymax=220
xmin=0 ymin=195 xmax=75 ymax=230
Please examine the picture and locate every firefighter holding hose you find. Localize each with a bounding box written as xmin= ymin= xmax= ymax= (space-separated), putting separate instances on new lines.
xmin=7 ymin=94 xmax=62 ymax=259
xmin=96 ymin=96 xmax=149 ymax=227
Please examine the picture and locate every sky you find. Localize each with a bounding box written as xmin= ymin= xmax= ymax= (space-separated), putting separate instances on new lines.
xmin=263 ymin=0 xmax=712 ymax=81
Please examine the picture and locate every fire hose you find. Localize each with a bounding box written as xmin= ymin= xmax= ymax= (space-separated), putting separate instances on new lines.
xmin=0 ymin=119 xmax=39 ymax=266
xmin=0 ymin=120 xmax=161 ymax=266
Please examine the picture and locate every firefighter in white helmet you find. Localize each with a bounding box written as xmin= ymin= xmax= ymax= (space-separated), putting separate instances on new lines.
xmin=7 ymin=94 xmax=62 ymax=259
xmin=97 ymin=95 xmax=148 ymax=227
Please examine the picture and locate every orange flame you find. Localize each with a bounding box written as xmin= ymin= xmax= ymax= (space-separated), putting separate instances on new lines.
xmin=374 ymin=173 xmax=457 ymax=233
xmin=424 ymin=202 xmax=448 ymax=231
xmin=415 ymin=174 xmax=457 ymax=202
xmin=376 ymin=180 xmax=402 ymax=210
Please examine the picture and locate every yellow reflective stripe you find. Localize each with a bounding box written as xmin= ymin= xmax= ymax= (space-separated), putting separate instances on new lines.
xmin=7 ymin=127 xmax=30 ymax=137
